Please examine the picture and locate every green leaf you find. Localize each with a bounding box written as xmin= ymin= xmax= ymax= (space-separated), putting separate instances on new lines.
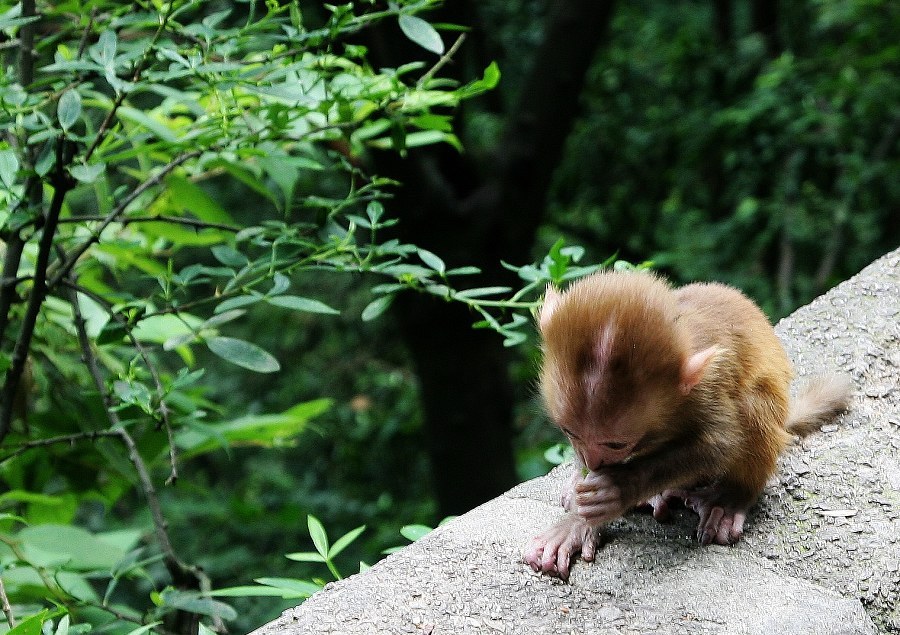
xmin=175 ymin=399 xmax=331 ymax=457
xmin=211 ymin=245 xmax=247 ymax=267
xmin=18 ymin=525 xmax=126 ymax=570
xmin=307 ymin=515 xmax=329 ymax=558
xmin=417 ymin=248 xmax=446 ymax=274
xmin=283 ymin=551 xmax=326 ymax=563
xmin=202 ymin=309 xmax=246 ymax=329
xmin=208 ymin=585 xmax=308 ymax=598
xmin=69 ymin=162 xmax=106 ymax=183
xmin=54 ymin=614 xmax=69 ymax=635
xmin=166 ymin=175 xmax=235 ymax=224
xmin=361 ymin=295 xmax=393 ymax=321
xmin=123 ymin=622 xmax=163 ymax=635
xmin=453 ymin=286 xmax=511 ymax=299
xmin=98 ymin=30 xmax=117 ymax=65
xmin=0 ymin=148 xmax=19 ymax=188
xmin=398 ymin=14 xmax=444 ymax=55
xmin=329 ymin=525 xmax=366 ymax=558
xmin=158 ymin=590 xmax=237 ymax=621
xmin=132 ymin=313 xmax=203 ymax=344
xmin=266 ymin=295 xmax=340 ymax=315
xmin=366 ymin=200 xmax=385 ymax=226
xmin=269 ymin=272 xmax=290 ymax=296
xmin=57 ymin=90 xmax=81 ymax=131
xmin=254 ymin=578 xmax=321 ymax=597
xmin=7 ymin=611 xmax=49 ymax=635
xmin=116 ymin=106 xmax=178 ymax=142
xmin=206 ymin=336 xmax=280 ymax=373
xmin=214 ymin=295 xmax=262 ymax=314
xmin=400 ymin=524 xmax=433 ymax=542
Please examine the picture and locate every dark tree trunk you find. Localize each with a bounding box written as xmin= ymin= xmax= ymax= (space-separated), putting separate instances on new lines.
xmin=752 ymin=0 xmax=781 ymax=55
xmin=373 ymin=1 xmax=617 ymax=515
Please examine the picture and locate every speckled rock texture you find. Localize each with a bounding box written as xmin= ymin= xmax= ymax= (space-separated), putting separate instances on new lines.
xmin=251 ymin=248 xmax=899 ymax=635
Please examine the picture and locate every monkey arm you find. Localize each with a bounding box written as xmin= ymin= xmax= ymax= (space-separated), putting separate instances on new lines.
xmin=574 ymin=432 xmax=734 ymax=524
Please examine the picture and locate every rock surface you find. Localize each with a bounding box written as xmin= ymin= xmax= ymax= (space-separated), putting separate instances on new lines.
xmin=251 ymin=248 xmax=899 ymax=635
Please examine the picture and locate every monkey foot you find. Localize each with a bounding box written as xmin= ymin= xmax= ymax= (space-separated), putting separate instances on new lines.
xmin=523 ymin=514 xmax=602 ymax=581
xmin=682 ymin=487 xmax=747 ymax=546
xmin=644 ymin=489 xmax=688 ymax=522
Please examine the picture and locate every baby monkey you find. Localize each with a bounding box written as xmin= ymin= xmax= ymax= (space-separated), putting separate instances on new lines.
xmin=524 ymin=271 xmax=850 ymax=580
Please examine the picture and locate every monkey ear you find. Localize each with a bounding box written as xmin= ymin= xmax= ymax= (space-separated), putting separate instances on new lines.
xmin=538 ymin=285 xmax=562 ymax=333
xmin=679 ymin=346 xmax=719 ymax=395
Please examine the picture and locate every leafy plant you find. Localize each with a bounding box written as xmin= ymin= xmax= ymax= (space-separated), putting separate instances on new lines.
xmin=0 ymin=1 xmax=510 ymax=633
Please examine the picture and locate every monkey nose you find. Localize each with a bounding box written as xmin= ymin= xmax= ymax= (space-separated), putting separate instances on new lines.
xmin=584 ymin=445 xmax=630 ymax=470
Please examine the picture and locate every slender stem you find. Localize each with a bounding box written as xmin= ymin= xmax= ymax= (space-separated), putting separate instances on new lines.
xmin=49 ymin=150 xmax=203 ymax=288
xmin=0 ymin=534 xmax=68 ymax=603
xmin=0 ymin=576 xmax=15 ymax=629
xmin=84 ymin=1 xmax=177 ymax=162
xmin=1 ymin=429 xmax=121 ymax=464
xmin=123 ymin=328 xmax=179 ymax=485
xmin=67 ymin=283 xmax=209 ymax=634
xmin=58 ymin=214 xmax=240 ymax=233
xmin=417 ymin=33 xmax=467 ymax=88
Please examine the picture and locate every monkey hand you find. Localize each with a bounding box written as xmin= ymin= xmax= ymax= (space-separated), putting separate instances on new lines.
xmin=523 ymin=514 xmax=601 ymax=581
xmin=573 ymin=471 xmax=627 ymax=524
xmin=560 ymin=467 xmax=587 ymax=512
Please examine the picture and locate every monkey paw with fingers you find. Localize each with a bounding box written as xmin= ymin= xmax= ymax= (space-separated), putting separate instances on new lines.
xmin=683 ymin=486 xmax=748 ymax=546
xmin=560 ymin=468 xmax=587 ymax=512
xmin=573 ymin=471 xmax=627 ymax=524
xmin=523 ymin=514 xmax=601 ymax=581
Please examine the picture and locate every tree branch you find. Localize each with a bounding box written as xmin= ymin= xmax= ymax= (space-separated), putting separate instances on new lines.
xmin=0 ymin=139 xmax=75 ymax=444
xmin=68 ymin=282 xmax=209 ymax=635
xmin=0 ymin=429 xmax=122 ymax=464
xmin=18 ymin=0 xmax=35 ymax=88
xmin=48 ymin=150 xmax=203 ymax=288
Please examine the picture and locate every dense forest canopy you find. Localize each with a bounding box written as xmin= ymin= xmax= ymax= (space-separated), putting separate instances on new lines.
xmin=0 ymin=1 xmax=897 ymax=634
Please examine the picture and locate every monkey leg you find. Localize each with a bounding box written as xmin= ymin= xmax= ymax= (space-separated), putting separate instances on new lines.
xmin=682 ymin=483 xmax=753 ymax=546
xmin=523 ymin=514 xmax=601 ymax=581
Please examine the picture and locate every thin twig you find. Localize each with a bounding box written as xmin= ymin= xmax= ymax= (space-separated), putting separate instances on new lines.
xmin=123 ymin=328 xmax=179 ymax=485
xmin=417 ymin=33 xmax=467 ymax=88
xmin=76 ymin=7 xmax=99 ymax=60
xmin=49 ymin=150 xmax=203 ymax=288
xmin=0 ymin=534 xmax=67 ymax=603
xmin=0 ymin=576 xmax=15 ymax=629
xmin=66 ymin=278 xmax=180 ymax=484
xmin=84 ymin=0 xmax=177 ymax=162
xmin=58 ymin=214 xmax=240 ymax=233
xmin=68 ymin=281 xmax=212 ymax=628
xmin=1 ymin=429 xmax=121 ymax=464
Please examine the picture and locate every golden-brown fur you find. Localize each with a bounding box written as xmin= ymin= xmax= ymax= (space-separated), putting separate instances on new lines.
xmin=525 ymin=270 xmax=851 ymax=579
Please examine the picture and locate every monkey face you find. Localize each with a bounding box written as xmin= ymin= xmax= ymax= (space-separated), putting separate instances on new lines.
xmin=551 ymin=381 xmax=674 ymax=470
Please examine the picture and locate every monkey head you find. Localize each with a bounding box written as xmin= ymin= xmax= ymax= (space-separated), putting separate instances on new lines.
xmin=537 ymin=273 xmax=717 ymax=471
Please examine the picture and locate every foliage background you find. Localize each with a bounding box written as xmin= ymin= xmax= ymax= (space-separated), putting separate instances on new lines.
xmin=0 ymin=0 xmax=897 ymax=634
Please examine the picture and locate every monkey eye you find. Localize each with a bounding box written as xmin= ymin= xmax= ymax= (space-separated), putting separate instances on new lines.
xmin=602 ymin=441 xmax=629 ymax=451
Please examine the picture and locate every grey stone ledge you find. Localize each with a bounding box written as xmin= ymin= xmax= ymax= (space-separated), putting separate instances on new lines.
xmin=252 ymin=247 xmax=900 ymax=635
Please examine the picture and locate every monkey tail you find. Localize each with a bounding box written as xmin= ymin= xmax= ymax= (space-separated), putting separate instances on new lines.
xmin=785 ymin=374 xmax=853 ymax=437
